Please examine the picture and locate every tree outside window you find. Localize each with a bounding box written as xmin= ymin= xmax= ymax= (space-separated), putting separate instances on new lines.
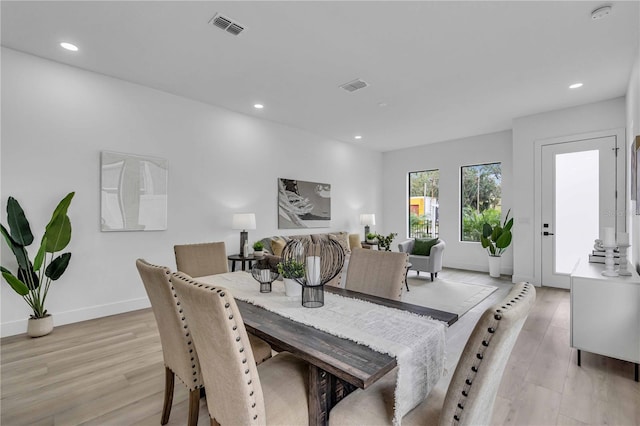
xmin=461 ymin=163 xmax=502 ymax=241
xmin=408 ymin=170 xmax=439 ymax=238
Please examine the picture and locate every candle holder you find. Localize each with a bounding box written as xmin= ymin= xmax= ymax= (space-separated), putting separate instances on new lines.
xmin=601 ymin=245 xmax=619 ymax=277
xmin=616 ymin=244 xmax=632 ymax=276
xmin=281 ymin=238 xmax=345 ymax=308
xmin=251 ymin=264 xmax=279 ymax=293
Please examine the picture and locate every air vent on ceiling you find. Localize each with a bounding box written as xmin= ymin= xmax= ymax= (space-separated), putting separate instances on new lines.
xmin=340 ymin=79 xmax=369 ymax=93
xmin=209 ymin=13 xmax=245 ymax=36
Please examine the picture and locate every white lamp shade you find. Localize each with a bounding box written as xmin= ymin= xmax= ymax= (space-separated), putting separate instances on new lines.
xmin=232 ymin=213 xmax=256 ymax=230
xmin=360 ymin=214 xmax=376 ymax=226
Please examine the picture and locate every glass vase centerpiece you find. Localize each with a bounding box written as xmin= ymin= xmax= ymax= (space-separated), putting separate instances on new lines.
xmin=281 ymin=238 xmax=345 ymax=308
xmin=251 ymin=262 xmax=279 ymax=293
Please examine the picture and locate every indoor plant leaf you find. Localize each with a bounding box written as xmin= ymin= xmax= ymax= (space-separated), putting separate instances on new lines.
xmin=33 ymin=237 xmax=47 ymax=271
xmin=45 ymin=253 xmax=72 ymax=280
xmin=44 ymin=214 xmax=72 ymax=253
xmin=0 ymin=224 xmax=30 ymax=271
xmin=18 ymin=266 xmax=40 ymax=290
xmin=496 ymin=230 xmax=512 ymax=249
xmin=6 ymin=197 xmax=34 ymax=246
xmin=45 ymin=192 xmax=75 ymax=230
xmin=481 ymin=223 xmax=493 ymax=239
xmin=1 ymin=270 xmax=30 ymax=296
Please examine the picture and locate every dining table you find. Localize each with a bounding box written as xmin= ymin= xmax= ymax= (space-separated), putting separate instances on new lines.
xmin=195 ymin=272 xmax=458 ymax=426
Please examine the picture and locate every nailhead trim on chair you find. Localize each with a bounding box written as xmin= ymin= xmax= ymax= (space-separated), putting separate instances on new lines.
xmin=142 ymin=262 xmax=202 ymax=392
xmin=452 ymin=283 xmax=533 ymax=425
xmin=172 ymin=274 xmax=262 ymax=423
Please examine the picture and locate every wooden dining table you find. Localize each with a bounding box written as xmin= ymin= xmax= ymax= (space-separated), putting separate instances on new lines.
xmin=196 ymin=275 xmax=457 ymax=426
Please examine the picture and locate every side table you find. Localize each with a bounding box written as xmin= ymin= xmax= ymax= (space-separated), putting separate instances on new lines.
xmin=228 ymin=254 xmax=258 ymax=272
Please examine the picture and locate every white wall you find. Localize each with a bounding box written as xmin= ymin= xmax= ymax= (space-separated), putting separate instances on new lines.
xmin=0 ymin=48 xmax=382 ymax=336
xmin=512 ymin=98 xmax=627 ymax=284
xmin=627 ymin=55 xmax=640 ymax=273
xmin=381 ymin=130 xmax=513 ymax=274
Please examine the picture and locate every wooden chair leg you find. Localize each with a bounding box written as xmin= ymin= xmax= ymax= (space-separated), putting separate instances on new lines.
xmin=188 ymin=388 xmax=200 ymax=426
xmin=161 ymin=367 xmax=175 ymax=425
xmin=430 ymin=273 xmax=435 ymax=281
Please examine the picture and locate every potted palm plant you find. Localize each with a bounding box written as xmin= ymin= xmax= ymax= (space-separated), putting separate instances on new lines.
xmin=277 ymin=260 xmax=305 ymax=297
xmin=1 ymin=192 xmax=75 ymax=337
xmin=480 ymin=209 xmax=513 ymax=278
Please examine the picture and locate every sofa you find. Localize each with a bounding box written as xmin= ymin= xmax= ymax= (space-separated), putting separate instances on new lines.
xmin=397 ymin=238 xmax=445 ymax=281
xmin=256 ymin=232 xmax=361 ymax=287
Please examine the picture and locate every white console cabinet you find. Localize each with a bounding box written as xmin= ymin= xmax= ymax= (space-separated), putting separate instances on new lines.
xmin=570 ymin=258 xmax=639 ymax=381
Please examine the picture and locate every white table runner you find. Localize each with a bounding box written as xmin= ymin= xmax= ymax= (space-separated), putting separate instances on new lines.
xmin=196 ymin=271 xmax=446 ymax=425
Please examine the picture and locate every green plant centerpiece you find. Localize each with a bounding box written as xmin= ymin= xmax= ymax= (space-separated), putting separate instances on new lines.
xmin=366 ymin=232 xmax=377 ymax=243
xmin=480 ymin=209 xmax=513 ymax=256
xmin=277 ymin=259 xmax=305 ymax=297
xmin=1 ymin=192 xmax=75 ymax=335
xmin=375 ymin=232 xmax=398 ymax=252
xmin=277 ymin=259 xmax=305 ymax=279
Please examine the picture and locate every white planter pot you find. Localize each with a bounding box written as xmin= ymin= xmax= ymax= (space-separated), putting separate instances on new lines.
xmin=284 ymin=278 xmax=302 ymax=297
xmin=488 ymin=255 xmax=501 ymax=278
xmin=27 ymin=315 xmax=53 ymax=338
xmin=253 ymin=250 xmax=264 ymax=258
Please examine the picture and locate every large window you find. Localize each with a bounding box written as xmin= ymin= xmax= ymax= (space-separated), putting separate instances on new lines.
xmin=408 ymin=170 xmax=439 ymax=238
xmin=461 ymin=163 xmax=502 ymax=242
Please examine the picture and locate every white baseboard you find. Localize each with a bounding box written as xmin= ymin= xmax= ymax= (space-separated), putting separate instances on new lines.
xmin=1 ymin=297 xmax=151 ymax=337
xmin=512 ymin=274 xmax=540 ymax=286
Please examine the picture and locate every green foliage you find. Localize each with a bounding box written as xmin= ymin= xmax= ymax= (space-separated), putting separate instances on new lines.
xmin=277 ymin=260 xmax=305 ymax=279
xmin=461 ymin=163 xmax=502 ymax=213
xmin=480 ymin=209 xmax=513 ymax=256
xmin=409 ymin=170 xmax=439 ymax=198
xmin=462 ymin=207 xmax=501 ymax=242
xmin=375 ymin=232 xmax=397 ymax=252
xmin=252 ymin=241 xmax=264 ymax=251
xmin=366 ymin=232 xmax=377 ymax=241
xmin=1 ymin=192 xmax=75 ymax=318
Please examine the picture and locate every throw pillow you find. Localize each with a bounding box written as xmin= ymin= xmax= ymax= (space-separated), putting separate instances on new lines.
xmin=270 ymin=237 xmax=287 ymax=257
xmin=329 ymin=232 xmax=351 ymax=254
xmin=412 ymin=238 xmax=439 ymax=256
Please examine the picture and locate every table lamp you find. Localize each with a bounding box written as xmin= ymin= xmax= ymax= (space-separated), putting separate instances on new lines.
xmin=232 ymin=213 xmax=256 ymax=257
xmin=360 ymin=213 xmax=375 ymax=238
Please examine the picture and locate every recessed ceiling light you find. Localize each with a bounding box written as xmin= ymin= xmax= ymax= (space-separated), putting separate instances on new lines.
xmin=569 ymin=83 xmax=583 ymax=89
xmin=60 ymin=42 xmax=78 ymax=52
xmin=253 ymin=104 xmax=264 ymax=109
xmin=354 ymin=135 xmax=363 ymax=140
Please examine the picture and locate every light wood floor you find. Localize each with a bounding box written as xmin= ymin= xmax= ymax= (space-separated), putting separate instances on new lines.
xmin=1 ymin=269 xmax=638 ymax=425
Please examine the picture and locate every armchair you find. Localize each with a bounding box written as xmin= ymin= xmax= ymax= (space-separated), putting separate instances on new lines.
xmin=397 ymin=239 xmax=445 ymax=281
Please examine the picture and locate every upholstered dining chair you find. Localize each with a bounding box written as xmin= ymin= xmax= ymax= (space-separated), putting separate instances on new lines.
xmin=329 ymin=282 xmax=536 ymax=426
xmin=170 ymin=272 xmax=310 ymax=426
xmin=174 ymin=241 xmax=229 ymax=278
xmin=135 ymin=259 xmax=203 ymax=426
xmin=174 ymin=241 xmax=273 ymax=364
xmin=344 ymin=249 xmax=409 ymax=301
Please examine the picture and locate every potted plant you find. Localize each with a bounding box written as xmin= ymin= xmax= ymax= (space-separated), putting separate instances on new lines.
xmin=253 ymin=241 xmax=265 ymax=257
xmin=366 ymin=232 xmax=378 ymax=244
xmin=277 ymin=260 xmax=305 ymax=297
xmin=374 ymin=232 xmax=398 ymax=252
xmin=480 ymin=209 xmax=513 ymax=278
xmin=1 ymin=192 xmax=75 ymax=337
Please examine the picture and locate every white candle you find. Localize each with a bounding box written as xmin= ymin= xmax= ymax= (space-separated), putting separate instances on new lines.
xmin=617 ymin=232 xmax=629 ymax=246
xmin=603 ymin=227 xmax=615 ymax=247
xmin=306 ymin=256 xmax=321 ymax=286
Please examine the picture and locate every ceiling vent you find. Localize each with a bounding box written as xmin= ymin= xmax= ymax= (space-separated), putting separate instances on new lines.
xmin=340 ymin=79 xmax=369 ymax=93
xmin=209 ymin=13 xmax=245 ymax=36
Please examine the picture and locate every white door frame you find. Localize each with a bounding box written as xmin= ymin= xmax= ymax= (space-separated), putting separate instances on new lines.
xmin=534 ymin=128 xmax=626 ymax=286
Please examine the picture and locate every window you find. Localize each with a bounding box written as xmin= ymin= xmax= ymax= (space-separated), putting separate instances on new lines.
xmin=408 ymin=170 xmax=439 ymax=238
xmin=461 ymin=163 xmax=502 ymax=242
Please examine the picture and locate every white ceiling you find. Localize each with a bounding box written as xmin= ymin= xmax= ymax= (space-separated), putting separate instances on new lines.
xmin=2 ymin=1 xmax=638 ymax=152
